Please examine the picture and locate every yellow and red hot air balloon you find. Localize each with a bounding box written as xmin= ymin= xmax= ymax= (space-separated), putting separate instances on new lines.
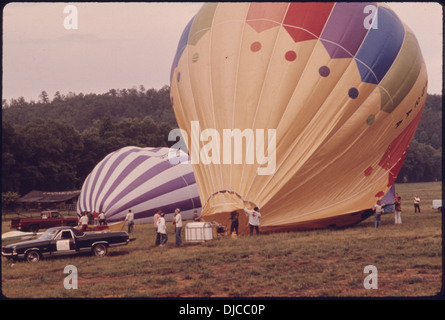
xmin=169 ymin=2 xmax=427 ymax=233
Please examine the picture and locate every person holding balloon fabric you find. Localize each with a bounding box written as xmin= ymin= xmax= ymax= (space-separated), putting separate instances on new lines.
xmin=373 ymin=200 xmax=383 ymax=228
xmin=244 ymin=207 xmax=261 ymax=235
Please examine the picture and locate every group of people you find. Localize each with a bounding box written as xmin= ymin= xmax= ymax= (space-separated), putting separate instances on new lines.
xmin=150 ymin=208 xmax=184 ymax=247
xmin=78 ymin=211 xmax=107 ymax=231
xmin=151 ymin=206 xmax=262 ymax=247
xmin=373 ymin=194 xmax=422 ymax=228
xmin=77 ymin=190 xmax=424 ymax=238
xmin=229 ymin=207 xmax=262 ymax=236
xmin=147 ymin=206 xmax=263 ymax=248
xmin=79 ymin=205 xmax=263 ymax=244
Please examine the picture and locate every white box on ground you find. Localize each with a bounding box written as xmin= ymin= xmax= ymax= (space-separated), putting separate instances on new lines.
xmin=185 ymin=222 xmax=213 ymax=242
xmin=432 ymin=199 xmax=442 ymax=212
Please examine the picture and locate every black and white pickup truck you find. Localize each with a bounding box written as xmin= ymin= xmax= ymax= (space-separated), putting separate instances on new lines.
xmin=2 ymin=226 xmax=135 ymax=262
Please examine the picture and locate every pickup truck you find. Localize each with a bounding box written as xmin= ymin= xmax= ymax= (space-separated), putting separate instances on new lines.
xmin=10 ymin=211 xmax=78 ymax=233
xmin=2 ymin=226 xmax=135 ymax=262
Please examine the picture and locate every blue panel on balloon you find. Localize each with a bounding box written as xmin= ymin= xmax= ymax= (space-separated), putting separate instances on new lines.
xmin=355 ymin=6 xmax=405 ymax=84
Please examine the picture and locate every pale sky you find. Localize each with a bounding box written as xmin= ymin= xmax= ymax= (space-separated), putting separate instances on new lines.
xmin=2 ymin=2 xmax=443 ymax=103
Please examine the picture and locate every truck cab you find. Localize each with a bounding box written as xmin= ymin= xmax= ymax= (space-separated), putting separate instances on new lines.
xmin=10 ymin=211 xmax=78 ymax=233
xmin=41 ymin=211 xmax=61 ymax=219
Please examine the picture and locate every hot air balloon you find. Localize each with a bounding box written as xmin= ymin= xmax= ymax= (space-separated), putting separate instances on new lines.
xmin=77 ymin=147 xmax=201 ymax=224
xmin=169 ymin=2 xmax=427 ymax=233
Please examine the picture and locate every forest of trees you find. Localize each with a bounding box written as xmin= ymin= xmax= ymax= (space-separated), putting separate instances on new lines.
xmin=2 ymin=86 xmax=177 ymax=196
xmin=2 ymin=87 xmax=442 ymax=197
xmin=397 ymin=94 xmax=442 ymax=183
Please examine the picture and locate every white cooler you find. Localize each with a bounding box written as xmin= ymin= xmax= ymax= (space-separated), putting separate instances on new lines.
xmin=185 ymin=222 xmax=213 ymax=242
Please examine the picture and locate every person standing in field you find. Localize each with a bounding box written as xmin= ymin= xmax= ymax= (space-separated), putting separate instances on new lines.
xmin=88 ymin=211 xmax=94 ymax=225
xmin=153 ymin=209 xmax=162 ymax=246
xmin=93 ymin=211 xmax=99 ymax=225
xmin=373 ymin=200 xmax=384 ymax=228
xmin=193 ymin=210 xmax=201 ymax=222
xmin=229 ymin=211 xmax=239 ymax=235
xmin=244 ymin=207 xmax=261 ymax=235
xmin=99 ymin=211 xmax=107 ymax=225
xmin=394 ymin=196 xmax=402 ymax=224
xmin=157 ymin=211 xmax=168 ymax=247
xmin=125 ymin=209 xmax=134 ymax=234
xmin=414 ymin=194 xmax=421 ymax=213
xmin=173 ymin=208 xmax=183 ymax=246
xmin=79 ymin=212 xmax=89 ymax=232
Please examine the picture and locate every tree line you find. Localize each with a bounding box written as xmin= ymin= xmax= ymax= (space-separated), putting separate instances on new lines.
xmin=398 ymin=94 xmax=442 ymax=183
xmin=2 ymin=86 xmax=177 ymax=196
xmin=2 ymin=88 xmax=442 ymax=197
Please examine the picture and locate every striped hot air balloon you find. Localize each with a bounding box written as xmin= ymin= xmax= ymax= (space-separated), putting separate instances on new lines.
xmin=169 ymin=2 xmax=427 ymax=232
xmin=77 ymin=147 xmax=201 ymax=223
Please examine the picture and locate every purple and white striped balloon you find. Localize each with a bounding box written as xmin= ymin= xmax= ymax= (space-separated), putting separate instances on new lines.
xmin=77 ymin=147 xmax=201 ymax=223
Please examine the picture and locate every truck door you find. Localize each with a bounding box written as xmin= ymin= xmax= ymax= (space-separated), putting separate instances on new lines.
xmin=51 ymin=229 xmax=76 ymax=255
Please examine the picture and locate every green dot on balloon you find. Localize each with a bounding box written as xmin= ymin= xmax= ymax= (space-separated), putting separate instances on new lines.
xmin=366 ymin=114 xmax=375 ymax=126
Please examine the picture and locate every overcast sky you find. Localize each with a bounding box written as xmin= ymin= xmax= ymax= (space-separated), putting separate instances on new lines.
xmin=2 ymin=2 xmax=442 ymax=103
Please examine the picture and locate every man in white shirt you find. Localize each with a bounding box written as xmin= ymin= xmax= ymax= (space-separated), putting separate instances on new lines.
xmin=157 ymin=212 xmax=167 ymax=247
xmin=125 ymin=209 xmax=134 ymax=233
xmin=79 ymin=213 xmax=89 ymax=231
xmin=99 ymin=212 xmax=106 ymax=225
xmin=153 ymin=209 xmax=162 ymax=246
xmin=373 ymin=200 xmax=383 ymax=228
xmin=244 ymin=207 xmax=261 ymax=235
xmin=414 ymin=195 xmax=421 ymax=213
xmin=173 ymin=208 xmax=183 ymax=246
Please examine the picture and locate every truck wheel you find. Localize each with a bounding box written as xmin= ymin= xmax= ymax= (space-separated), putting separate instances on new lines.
xmin=29 ymin=225 xmax=39 ymax=233
xmin=93 ymin=244 xmax=108 ymax=257
xmin=25 ymin=250 xmax=41 ymax=263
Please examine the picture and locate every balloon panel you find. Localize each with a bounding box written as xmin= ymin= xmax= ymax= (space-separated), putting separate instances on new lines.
xmin=77 ymin=147 xmax=201 ymax=223
xmin=170 ymin=3 xmax=427 ymax=232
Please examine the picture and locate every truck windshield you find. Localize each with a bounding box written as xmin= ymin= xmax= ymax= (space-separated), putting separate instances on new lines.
xmin=38 ymin=228 xmax=59 ymax=240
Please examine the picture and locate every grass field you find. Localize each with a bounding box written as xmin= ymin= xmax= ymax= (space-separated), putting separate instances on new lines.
xmin=1 ymin=182 xmax=442 ymax=298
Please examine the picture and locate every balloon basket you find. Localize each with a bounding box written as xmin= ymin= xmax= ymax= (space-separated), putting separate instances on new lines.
xmin=185 ymin=221 xmax=228 ymax=242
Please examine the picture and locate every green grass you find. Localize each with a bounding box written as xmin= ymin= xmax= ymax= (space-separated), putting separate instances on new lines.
xmin=1 ymin=182 xmax=442 ymax=298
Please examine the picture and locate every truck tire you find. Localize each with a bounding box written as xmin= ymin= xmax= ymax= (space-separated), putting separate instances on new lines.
xmin=25 ymin=250 xmax=41 ymax=263
xmin=93 ymin=244 xmax=108 ymax=257
xmin=29 ymin=225 xmax=39 ymax=233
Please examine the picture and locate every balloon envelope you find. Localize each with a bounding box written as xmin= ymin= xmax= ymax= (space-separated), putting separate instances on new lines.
xmin=170 ymin=3 xmax=427 ymax=232
xmin=77 ymin=147 xmax=201 ymax=223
